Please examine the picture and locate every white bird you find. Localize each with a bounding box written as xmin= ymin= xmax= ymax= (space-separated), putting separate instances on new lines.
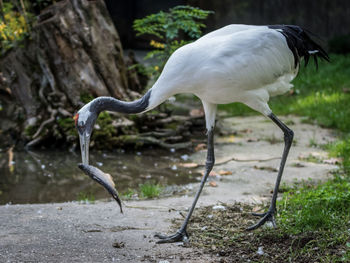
xmin=74 ymin=24 xmax=329 ymax=243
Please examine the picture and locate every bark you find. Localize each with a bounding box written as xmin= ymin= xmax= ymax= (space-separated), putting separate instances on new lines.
xmin=0 ymin=0 xmax=206 ymax=151
xmin=0 ymin=0 xmax=145 ymax=149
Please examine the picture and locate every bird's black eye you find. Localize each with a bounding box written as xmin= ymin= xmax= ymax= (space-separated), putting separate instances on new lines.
xmin=77 ymin=122 xmax=85 ymax=133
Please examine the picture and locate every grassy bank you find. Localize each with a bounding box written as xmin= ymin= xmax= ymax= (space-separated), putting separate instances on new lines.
xmin=188 ymin=54 xmax=350 ymax=262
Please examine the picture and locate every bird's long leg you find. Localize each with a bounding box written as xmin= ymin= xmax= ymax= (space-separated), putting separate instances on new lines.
xmin=155 ymin=129 xmax=215 ymax=243
xmin=247 ymin=113 xmax=294 ymax=230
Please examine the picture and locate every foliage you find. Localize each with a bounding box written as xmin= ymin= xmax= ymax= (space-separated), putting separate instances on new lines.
xmin=122 ymin=183 xmax=163 ymax=199
xmin=57 ymin=117 xmax=76 ymax=136
xmin=215 ymin=55 xmax=350 ymax=261
xmin=0 ymin=0 xmax=56 ymax=55
xmin=133 ymin=5 xmax=213 ymax=78
xmin=186 ymin=200 xmax=350 ymax=262
xmin=91 ymin=112 xmax=118 ymax=149
xmin=31 ymin=0 xmax=54 ymax=13
xmin=139 ymin=182 xmax=162 ymax=198
xmin=278 ymin=177 xmax=350 ymax=234
xmin=326 ymin=135 xmax=350 ymax=171
xmin=79 ymin=93 xmax=94 ymax=104
xmin=122 ymin=188 xmax=137 ymax=199
xmin=269 ymin=54 xmax=350 ymax=133
xmin=0 ymin=2 xmax=31 ymax=54
xmin=76 ymin=191 xmax=95 ymax=203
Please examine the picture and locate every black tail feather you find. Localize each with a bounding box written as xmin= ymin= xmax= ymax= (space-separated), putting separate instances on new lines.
xmin=269 ymin=25 xmax=330 ymax=68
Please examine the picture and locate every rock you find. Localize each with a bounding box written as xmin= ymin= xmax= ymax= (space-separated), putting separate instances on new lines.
xmin=257 ymin=246 xmax=264 ymax=255
xmin=212 ymin=205 xmax=225 ymax=210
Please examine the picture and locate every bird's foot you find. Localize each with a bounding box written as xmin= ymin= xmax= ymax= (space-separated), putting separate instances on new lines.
xmin=246 ymin=208 xmax=276 ymax=231
xmin=154 ymin=229 xmax=188 ymax=244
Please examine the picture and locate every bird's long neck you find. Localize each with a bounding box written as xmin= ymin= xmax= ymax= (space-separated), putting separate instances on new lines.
xmin=91 ymin=90 xmax=152 ymax=114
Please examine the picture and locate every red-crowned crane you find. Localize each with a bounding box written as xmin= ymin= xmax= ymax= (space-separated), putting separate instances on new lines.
xmin=74 ymin=24 xmax=329 ymax=243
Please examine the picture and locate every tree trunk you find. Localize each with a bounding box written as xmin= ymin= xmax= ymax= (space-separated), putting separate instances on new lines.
xmin=0 ymin=0 xmax=144 ymax=149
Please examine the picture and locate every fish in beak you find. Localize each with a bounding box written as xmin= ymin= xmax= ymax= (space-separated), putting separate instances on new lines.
xmin=78 ymin=163 xmax=123 ymax=213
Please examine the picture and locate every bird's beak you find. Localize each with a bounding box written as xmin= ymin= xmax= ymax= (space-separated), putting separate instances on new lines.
xmin=79 ymin=132 xmax=91 ymax=165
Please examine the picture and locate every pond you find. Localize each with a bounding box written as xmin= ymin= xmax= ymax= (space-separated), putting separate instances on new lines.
xmin=0 ymin=149 xmax=198 ymax=205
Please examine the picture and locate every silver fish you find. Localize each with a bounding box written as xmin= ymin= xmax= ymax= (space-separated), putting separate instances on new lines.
xmin=78 ymin=164 xmax=123 ymax=213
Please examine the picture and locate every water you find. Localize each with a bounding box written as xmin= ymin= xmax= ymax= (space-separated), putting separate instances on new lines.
xmin=0 ymin=149 xmax=198 ymax=205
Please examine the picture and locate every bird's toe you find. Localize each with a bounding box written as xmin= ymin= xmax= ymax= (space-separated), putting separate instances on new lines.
xmin=251 ymin=212 xmax=267 ymax=217
xmin=246 ymin=209 xmax=276 ymax=231
xmin=154 ymin=230 xmax=188 ymax=244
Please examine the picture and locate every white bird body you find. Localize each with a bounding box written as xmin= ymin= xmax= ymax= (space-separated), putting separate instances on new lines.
xmin=147 ymin=25 xmax=298 ymax=117
xmin=75 ymin=24 xmax=329 ymax=243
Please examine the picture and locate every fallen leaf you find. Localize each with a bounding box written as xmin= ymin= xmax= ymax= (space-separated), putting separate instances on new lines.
xmin=179 ymin=162 xmax=198 ymax=168
xmin=201 ymin=171 xmax=219 ymax=177
xmin=223 ymin=135 xmax=235 ymax=143
xmin=253 ymin=165 xmax=278 ymax=172
xmin=218 ymin=170 xmax=232 ymax=175
xmin=195 ymin=143 xmax=206 ymax=151
xmin=209 ymin=181 xmax=218 ymax=187
xmin=252 ymin=206 xmax=263 ymax=212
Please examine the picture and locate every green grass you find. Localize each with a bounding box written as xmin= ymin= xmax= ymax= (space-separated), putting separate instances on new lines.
xmin=76 ymin=192 xmax=95 ymax=203
xmin=326 ymin=135 xmax=350 ymax=171
xmin=278 ymin=176 xmax=350 ymax=234
xmin=218 ymin=54 xmax=350 ymax=261
xmin=273 ymin=175 xmax=350 ymax=262
xmin=139 ymin=182 xmax=162 ymax=198
xmin=122 ymin=188 xmax=137 ymax=199
xmin=121 ymin=182 xmax=163 ymax=199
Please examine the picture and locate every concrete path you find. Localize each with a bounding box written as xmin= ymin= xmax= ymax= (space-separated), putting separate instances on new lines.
xmin=0 ymin=116 xmax=338 ymax=262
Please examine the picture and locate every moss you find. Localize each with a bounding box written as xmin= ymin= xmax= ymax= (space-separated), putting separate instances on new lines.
xmin=91 ymin=112 xmax=119 ymax=149
xmin=164 ymin=123 xmax=177 ymax=130
xmin=24 ymin=125 xmax=37 ymax=137
xmin=80 ymin=93 xmax=94 ymax=104
xmin=57 ymin=117 xmax=76 ymax=136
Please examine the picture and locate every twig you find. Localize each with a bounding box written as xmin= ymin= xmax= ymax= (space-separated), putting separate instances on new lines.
xmin=26 ymin=136 xmax=44 ymax=148
xmin=18 ymin=0 xmax=30 ymax=30
xmin=194 ymin=156 xmax=281 ymax=167
xmin=32 ymin=108 xmax=57 ymax=138
xmin=7 ymin=146 xmax=13 ymax=171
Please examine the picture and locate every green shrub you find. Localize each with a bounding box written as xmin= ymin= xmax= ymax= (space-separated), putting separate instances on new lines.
xmin=133 ymin=5 xmax=213 ymax=78
xmin=0 ymin=2 xmax=31 ymax=54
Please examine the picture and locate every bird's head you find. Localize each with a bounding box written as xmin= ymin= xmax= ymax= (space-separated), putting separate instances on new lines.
xmin=74 ymin=103 xmax=98 ymax=165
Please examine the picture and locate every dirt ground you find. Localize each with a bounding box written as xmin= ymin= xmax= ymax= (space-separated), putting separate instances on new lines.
xmin=0 ymin=116 xmax=338 ymax=262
